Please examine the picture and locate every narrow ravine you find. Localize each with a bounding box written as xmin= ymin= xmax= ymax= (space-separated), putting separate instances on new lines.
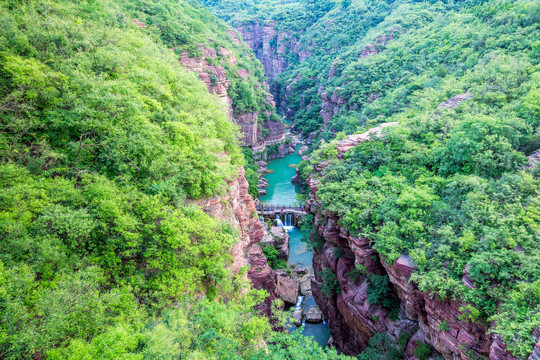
xmin=259 ymin=147 xmax=331 ymax=347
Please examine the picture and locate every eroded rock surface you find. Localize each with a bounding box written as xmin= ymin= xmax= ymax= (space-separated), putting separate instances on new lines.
xmin=197 ymin=167 xmax=281 ymax=316
xmin=277 ymin=275 xmax=299 ymax=305
xmin=235 ymin=20 xmax=310 ymax=80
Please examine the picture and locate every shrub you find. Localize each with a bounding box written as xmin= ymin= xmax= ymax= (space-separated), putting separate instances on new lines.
xmin=413 ymin=342 xmax=432 ymax=360
xmin=320 ymin=268 xmax=340 ymax=297
xmin=262 ymin=245 xmax=286 ymax=269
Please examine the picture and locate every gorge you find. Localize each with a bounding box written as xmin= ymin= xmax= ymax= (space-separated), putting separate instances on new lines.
xmin=203 ymin=0 xmax=540 ymax=359
xmin=0 ymin=0 xmax=539 ymax=359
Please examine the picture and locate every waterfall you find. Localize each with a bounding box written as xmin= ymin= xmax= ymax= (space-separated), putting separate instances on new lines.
xmin=259 ymin=216 xmax=264 ymax=222
xmin=284 ymin=213 xmax=293 ymax=227
xmin=295 ymin=295 xmax=303 ymax=310
xmin=282 ymin=213 xmax=294 ymax=232
xmin=274 ymin=214 xmax=284 ymax=227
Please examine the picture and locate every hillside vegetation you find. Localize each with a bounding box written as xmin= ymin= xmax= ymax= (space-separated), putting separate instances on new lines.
xmin=205 ymin=0 xmax=540 ymax=357
xmin=0 ymin=0 xmax=351 ymax=359
xmin=295 ymin=2 xmax=539 ymax=358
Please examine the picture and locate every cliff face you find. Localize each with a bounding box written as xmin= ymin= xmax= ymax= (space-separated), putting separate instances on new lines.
xmin=180 ymin=45 xmax=260 ymax=147
xmin=303 ymin=136 xmax=540 ymax=359
xmin=319 ymin=87 xmax=346 ymax=130
xmin=197 ymin=167 xmax=281 ymax=315
xmin=306 ymin=196 xmax=536 ymax=360
xmin=235 ymin=20 xmax=310 ymax=81
xmin=180 ymin=42 xmax=290 ymax=157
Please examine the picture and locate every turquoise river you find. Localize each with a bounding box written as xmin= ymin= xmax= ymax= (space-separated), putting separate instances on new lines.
xmin=259 ymin=149 xmax=331 ymax=347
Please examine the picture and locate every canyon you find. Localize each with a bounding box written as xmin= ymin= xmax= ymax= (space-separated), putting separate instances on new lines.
xmin=179 ymin=42 xmax=290 ymax=159
xmin=185 ymin=4 xmax=540 ymax=359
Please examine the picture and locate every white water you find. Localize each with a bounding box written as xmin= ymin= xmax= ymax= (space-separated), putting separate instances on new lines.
xmin=295 ymin=295 xmax=304 ymax=310
xmin=275 ymin=214 xmax=294 ymax=232
xmin=274 ymin=214 xmax=294 ymax=232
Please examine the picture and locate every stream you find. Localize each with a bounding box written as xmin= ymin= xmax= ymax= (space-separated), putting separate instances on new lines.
xmin=259 ymin=148 xmax=331 ymax=347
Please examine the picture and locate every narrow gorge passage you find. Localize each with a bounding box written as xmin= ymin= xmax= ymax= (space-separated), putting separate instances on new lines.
xmin=259 ymin=147 xmax=331 ymax=347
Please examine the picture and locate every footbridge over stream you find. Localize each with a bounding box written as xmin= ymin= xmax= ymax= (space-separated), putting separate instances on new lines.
xmin=256 ymin=204 xmax=307 ymax=227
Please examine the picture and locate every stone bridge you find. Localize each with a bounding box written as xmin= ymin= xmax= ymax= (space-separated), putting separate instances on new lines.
xmin=256 ymin=204 xmax=307 ymax=219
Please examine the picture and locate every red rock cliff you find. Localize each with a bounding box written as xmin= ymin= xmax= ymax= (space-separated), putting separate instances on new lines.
xmin=198 ymin=167 xmax=280 ymax=315
xmin=304 ymin=160 xmax=539 ymax=360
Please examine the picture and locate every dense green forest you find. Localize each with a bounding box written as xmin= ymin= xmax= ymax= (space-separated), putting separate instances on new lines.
xmin=0 ymin=0 xmax=351 ymax=358
xmin=292 ymin=2 xmax=540 ymax=358
xmin=205 ymin=0 xmax=540 ymax=358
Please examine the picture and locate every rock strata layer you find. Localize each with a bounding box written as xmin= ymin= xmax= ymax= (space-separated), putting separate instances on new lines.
xmin=197 ymin=167 xmax=281 ymax=315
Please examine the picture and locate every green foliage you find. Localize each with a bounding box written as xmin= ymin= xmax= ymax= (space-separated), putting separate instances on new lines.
xmin=302 ymin=3 xmax=540 ymax=347
xmin=346 ymin=264 xmax=366 ymax=283
xmin=0 ymin=0 xmax=244 ymax=200
xmin=260 ymin=329 xmax=353 ymax=360
xmin=366 ymin=275 xmax=400 ymax=321
xmin=439 ymin=320 xmax=450 ymax=332
xmin=320 ymin=268 xmax=340 ymax=298
xmin=0 ymin=1 xmax=352 ymax=359
xmin=413 ymin=342 xmax=433 ymax=360
xmin=242 ymin=148 xmax=260 ymax=198
xmin=262 ymin=245 xmax=287 ymax=269
xmin=358 ymin=333 xmax=404 ymax=360
xmin=367 ymin=275 xmax=390 ymax=305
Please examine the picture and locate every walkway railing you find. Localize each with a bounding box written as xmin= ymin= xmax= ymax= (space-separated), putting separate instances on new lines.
xmin=256 ymin=204 xmax=305 ymax=212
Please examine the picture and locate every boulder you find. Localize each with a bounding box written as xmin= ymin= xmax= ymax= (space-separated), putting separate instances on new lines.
xmin=270 ymin=226 xmax=290 ymax=259
xmin=277 ymin=275 xmax=299 ymax=305
xmin=292 ymin=308 xmax=303 ymax=326
xmin=305 ymin=307 xmax=323 ymax=324
xmin=299 ymin=275 xmax=312 ymax=295
xmin=291 ymin=173 xmax=302 ymax=184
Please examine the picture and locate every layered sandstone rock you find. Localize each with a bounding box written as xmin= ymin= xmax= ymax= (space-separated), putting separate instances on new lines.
xmin=179 ymin=46 xmax=262 ymax=146
xmin=179 ymin=43 xmax=287 ymax=150
xmin=197 ymin=167 xmax=281 ymax=315
xmin=304 ymin=165 xmax=533 ymax=360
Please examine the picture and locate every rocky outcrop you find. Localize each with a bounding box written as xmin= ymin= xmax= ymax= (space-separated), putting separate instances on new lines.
xmin=180 ymin=43 xmax=288 ymax=150
xmin=319 ymin=87 xmax=347 ymax=129
xmin=270 ymin=226 xmax=290 ymax=260
xmin=438 ymin=93 xmax=474 ymax=109
xmin=359 ymin=34 xmax=396 ymax=59
xmin=180 ymin=46 xmax=234 ymax=119
xmin=526 ymin=149 xmax=540 ymax=169
xmin=197 ymin=167 xmax=281 ymax=315
xmin=335 ymin=122 xmax=399 ymax=155
xmin=276 ymin=275 xmax=299 ymax=305
xmin=235 ymin=20 xmax=310 ymax=80
xmin=308 ymin=209 xmax=417 ymax=354
xmin=180 ymin=45 xmax=263 ymax=147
